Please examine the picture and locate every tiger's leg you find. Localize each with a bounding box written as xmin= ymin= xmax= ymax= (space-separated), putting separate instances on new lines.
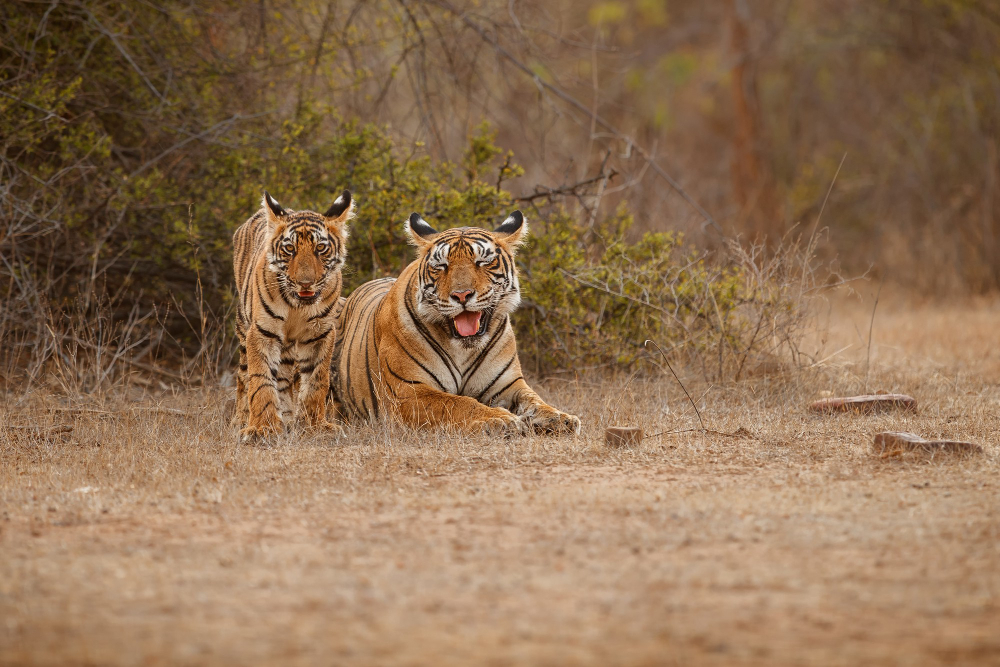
xmin=327 ymin=367 xmax=345 ymax=424
xmin=297 ymin=326 xmax=342 ymax=433
xmin=326 ymin=295 xmax=348 ymax=424
xmin=492 ymin=378 xmax=581 ymax=436
xmin=242 ymin=327 xmax=283 ymax=441
xmin=276 ymin=343 xmax=297 ymax=424
xmin=391 ymin=382 xmax=527 ymax=436
xmin=232 ymin=338 xmax=250 ymax=428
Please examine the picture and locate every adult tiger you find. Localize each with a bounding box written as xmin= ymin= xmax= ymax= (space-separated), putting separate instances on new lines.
xmin=232 ymin=189 xmax=354 ymax=441
xmin=332 ymin=210 xmax=580 ymax=435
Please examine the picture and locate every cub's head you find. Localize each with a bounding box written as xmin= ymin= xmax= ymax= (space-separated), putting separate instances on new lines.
xmin=405 ymin=210 xmax=527 ymax=347
xmin=262 ymin=189 xmax=354 ymax=304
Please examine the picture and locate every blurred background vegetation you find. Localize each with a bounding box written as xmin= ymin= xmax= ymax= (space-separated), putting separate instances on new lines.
xmin=2 ymin=0 xmax=998 ymax=388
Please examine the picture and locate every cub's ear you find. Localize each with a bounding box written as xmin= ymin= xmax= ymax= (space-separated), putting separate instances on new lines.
xmin=262 ymin=191 xmax=286 ymax=227
xmin=495 ymin=210 xmax=527 ymax=249
xmin=405 ymin=212 xmax=437 ymax=248
xmin=324 ymin=189 xmax=355 ymax=222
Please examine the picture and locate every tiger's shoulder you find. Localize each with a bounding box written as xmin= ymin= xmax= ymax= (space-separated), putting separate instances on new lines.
xmin=337 ymin=277 xmax=397 ymax=331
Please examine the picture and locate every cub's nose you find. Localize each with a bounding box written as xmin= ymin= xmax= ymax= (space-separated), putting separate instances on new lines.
xmin=451 ymin=289 xmax=475 ymax=304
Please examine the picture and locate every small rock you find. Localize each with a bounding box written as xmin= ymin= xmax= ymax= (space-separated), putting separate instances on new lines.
xmin=873 ymin=431 xmax=983 ymax=456
xmin=810 ymin=394 xmax=917 ymax=414
xmin=605 ymin=426 xmax=643 ymax=448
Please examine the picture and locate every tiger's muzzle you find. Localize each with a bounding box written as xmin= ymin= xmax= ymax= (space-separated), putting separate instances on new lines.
xmin=296 ymin=281 xmax=320 ymax=302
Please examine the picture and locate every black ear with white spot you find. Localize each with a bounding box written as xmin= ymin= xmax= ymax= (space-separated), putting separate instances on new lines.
xmin=406 ymin=213 xmax=437 ymax=241
xmin=263 ymin=191 xmax=286 ymax=218
xmin=495 ymin=210 xmax=528 ymax=247
xmin=495 ymin=210 xmax=524 ymax=235
xmin=324 ymin=189 xmax=353 ymax=220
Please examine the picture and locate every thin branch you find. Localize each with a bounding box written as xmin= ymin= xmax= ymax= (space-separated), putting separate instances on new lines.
xmin=586 ymin=150 xmax=614 ymax=235
xmin=516 ymin=167 xmax=618 ymax=203
xmin=811 ymin=151 xmax=847 ymax=234
xmin=84 ymin=10 xmax=168 ymax=105
xmin=644 ymin=339 xmax=706 ymax=431
xmin=558 ymin=268 xmax=672 ymax=319
xmin=0 ymin=90 xmax=69 ymax=123
xmin=645 ymin=427 xmax=747 ymax=440
xmin=864 ymin=275 xmax=885 ymax=394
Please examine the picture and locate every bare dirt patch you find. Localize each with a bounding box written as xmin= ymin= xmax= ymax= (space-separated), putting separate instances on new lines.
xmin=2 ymin=294 xmax=1000 ymax=665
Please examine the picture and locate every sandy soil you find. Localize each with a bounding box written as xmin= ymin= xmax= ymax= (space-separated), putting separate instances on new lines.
xmin=2 ymin=292 xmax=999 ymax=665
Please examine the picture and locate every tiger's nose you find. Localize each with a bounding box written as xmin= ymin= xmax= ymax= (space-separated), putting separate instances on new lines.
xmin=451 ymin=289 xmax=475 ymax=304
xmin=299 ymin=281 xmax=314 ymax=289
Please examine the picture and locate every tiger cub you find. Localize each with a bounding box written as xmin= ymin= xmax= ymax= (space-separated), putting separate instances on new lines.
xmin=332 ymin=210 xmax=580 ymax=436
xmin=232 ymin=189 xmax=354 ymax=441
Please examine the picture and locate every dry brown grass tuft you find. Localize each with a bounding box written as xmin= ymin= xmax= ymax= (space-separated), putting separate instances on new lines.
xmin=2 ymin=291 xmax=1000 ymax=665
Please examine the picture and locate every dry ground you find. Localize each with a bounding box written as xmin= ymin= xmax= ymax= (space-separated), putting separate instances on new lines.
xmin=2 ymin=291 xmax=1000 ymax=666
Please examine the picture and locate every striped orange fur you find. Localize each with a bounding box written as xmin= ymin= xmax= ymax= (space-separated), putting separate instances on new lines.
xmin=232 ymin=189 xmax=354 ymax=441
xmin=331 ymin=210 xmax=580 ymax=435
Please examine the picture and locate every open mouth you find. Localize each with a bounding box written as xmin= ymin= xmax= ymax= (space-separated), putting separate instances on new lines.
xmin=450 ymin=310 xmax=489 ymax=338
xmin=297 ymin=290 xmax=316 ymax=300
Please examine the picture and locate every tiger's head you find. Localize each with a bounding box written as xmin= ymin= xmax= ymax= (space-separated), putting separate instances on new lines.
xmin=405 ymin=210 xmax=528 ymax=347
xmin=263 ymin=189 xmax=354 ymax=304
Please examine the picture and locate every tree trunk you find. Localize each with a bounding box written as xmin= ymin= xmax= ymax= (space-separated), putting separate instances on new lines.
xmin=727 ymin=0 xmax=781 ymax=242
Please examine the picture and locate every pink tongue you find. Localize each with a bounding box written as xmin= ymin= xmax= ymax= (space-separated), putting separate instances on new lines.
xmin=453 ymin=311 xmax=482 ymax=337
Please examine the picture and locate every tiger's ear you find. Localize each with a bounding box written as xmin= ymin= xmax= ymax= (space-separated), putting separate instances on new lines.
xmin=262 ymin=191 xmax=286 ymax=228
xmin=494 ymin=210 xmax=528 ymax=250
xmin=324 ymin=189 xmax=354 ymax=223
xmin=405 ymin=213 xmax=437 ymax=249
xmin=324 ymin=189 xmax=354 ymax=240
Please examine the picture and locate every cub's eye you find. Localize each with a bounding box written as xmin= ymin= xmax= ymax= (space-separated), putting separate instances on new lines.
xmin=316 ymin=241 xmax=330 ymax=254
xmin=282 ymin=242 xmax=295 ymax=254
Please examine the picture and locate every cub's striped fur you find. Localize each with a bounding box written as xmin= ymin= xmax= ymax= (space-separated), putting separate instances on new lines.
xmin=332 ymin=210 xmax=580 ymax=435
xmin=233 ymin=189 xmax=354 ymax=440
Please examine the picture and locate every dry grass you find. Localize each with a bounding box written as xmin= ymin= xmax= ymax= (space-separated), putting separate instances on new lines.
xmin=2 ymin=291 xmax=1000 ymax=666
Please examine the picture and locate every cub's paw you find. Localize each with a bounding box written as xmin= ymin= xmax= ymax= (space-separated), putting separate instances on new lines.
xmin=239 ymin=427 xmax=277 ymax=445
xmin=239 ymin=415 xmax=284 ymax=445
xmin=229 ymin=404 xmax=249 ymax=429
xmin=529 ymin=409 xmax=582 ymax=436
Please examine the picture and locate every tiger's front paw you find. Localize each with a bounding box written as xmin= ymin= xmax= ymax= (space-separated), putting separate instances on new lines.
xmin=240 ymin=409 xmax=283 ymax=444
xmin=528 ymin=408 xmax=581 ymax=436
xmin=307 ymin=420 xmax=346 ymax=438
xmin=476 ymin=409 xmax=529 ymax=438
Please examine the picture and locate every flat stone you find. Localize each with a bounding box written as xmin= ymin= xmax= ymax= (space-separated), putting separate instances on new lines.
xmin=605 ymin=426 xmax=643 ymax=448
xmin=810 ymin=394 xmax=917 ymax=414
xmin=873 ymin=431 xmax=983 ymax=455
